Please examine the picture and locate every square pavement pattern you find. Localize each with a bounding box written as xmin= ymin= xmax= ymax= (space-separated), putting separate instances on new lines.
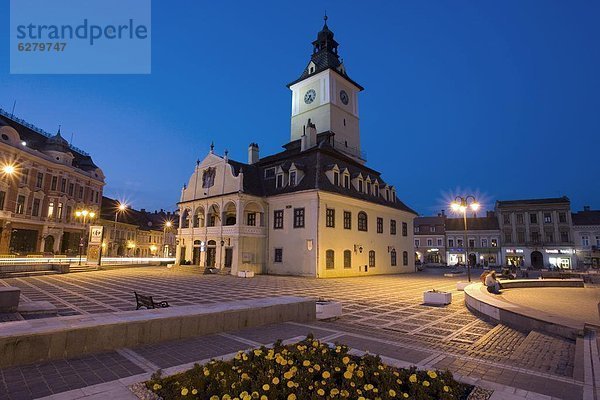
xmin=0 ymin=267 xmax=583 ymax=400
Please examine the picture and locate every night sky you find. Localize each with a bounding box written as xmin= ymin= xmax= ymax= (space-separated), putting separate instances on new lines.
xmin=1 ymin=1 xmax=598 ymax=215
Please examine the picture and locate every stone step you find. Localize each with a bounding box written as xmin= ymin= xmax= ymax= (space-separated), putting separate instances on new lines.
xmin=469 ymin=323 xmax=527 ymax=357
xmin=0 ymin=270 xmax=60 ymax=279
xmin=510 ymin=330 xmax=576 ymax=377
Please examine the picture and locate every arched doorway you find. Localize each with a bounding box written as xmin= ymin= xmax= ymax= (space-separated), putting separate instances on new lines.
xmin=193 ymin=240 xmax=202 ymax=265
xmin=206 ymin=240 xmax=216 ymax=267
xmin=44 ymin=236 xmax=55 ymax=253
xmin=531 ymin=251 xmax=544 ymax=269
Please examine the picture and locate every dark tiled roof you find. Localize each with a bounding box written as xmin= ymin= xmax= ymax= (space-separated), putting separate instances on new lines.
xmin=101 ymin=196 xmax=179 ymax=230
xmin=572 ymin=211 xmax=600 ymax=226
xmin=445 ymin=216 xmax=499 ymax=231
xmin=496 ymin=197 xmax=570 ymax=207
xmin=222 ymin=135 xmax=416 ymax=215
xmin=0 ymin=113 xmax=100 ymax=172
xmin=415 ymin=216 xmax=445 ymax=226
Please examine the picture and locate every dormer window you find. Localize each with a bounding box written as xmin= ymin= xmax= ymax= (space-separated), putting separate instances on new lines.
xmin=276 ymin=174 xmax=284 ymax=188
xmin=358 ymin=180 xmax=363 ymax=192
xmin=374 ymin=185 xmax=379 ymax=197
xmin=343 ymin=174 xmax=350 ymax=189
xmin=289 ymin=171 xmax=297 ymax=187
xmin=366 ymin=181 xmax=371 ymax=194
xmin=333 ymin=171 xmax=339 ymax=186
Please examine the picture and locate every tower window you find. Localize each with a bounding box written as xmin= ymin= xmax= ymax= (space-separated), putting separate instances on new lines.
xmin=343 ymin=119 xmax=346 ymax=126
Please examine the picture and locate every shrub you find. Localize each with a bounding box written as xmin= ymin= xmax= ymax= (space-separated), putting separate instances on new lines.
xmin=146 ymin=335 xmax=472 ymax=400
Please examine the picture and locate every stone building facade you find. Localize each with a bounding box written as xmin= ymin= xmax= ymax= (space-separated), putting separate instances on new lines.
xmin=177 ymin=18 xmax=417 ymax=277
xmin=0 ymin=110 xmax=104 ymax=255
xmin=572 ymin=206 xmax=600 ymax=268
xmin=414 ymin=215 xmax=446 ymax=266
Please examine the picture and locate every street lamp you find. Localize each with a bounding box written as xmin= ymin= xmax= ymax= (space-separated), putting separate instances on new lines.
xmin=1 ymin=164 xmax=16 ymax=176
xmin=450 ymin=195 xmax=480 ymax=282
xmin=162 ymin=220 xmax=173 ymax=258
xmin=75 ymin=208 xmax=96 ymax=265
xmin=113 ymin=202 xmax=127 ymax=256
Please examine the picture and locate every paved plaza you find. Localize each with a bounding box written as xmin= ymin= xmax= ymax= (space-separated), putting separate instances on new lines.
xmin=0 ymin=267 xmax=594 ymax=399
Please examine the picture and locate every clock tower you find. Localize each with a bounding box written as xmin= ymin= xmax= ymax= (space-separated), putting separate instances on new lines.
xmin=287 ymin=16 xmax=365 ymax=162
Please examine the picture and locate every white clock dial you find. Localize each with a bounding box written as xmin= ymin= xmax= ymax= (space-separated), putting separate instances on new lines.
xmin=304 ymin=89 xmax=316 ymax=104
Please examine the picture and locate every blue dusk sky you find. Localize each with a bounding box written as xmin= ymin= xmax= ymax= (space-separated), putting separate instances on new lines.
xmin=1 ymin=1 xmax=599 ymax=215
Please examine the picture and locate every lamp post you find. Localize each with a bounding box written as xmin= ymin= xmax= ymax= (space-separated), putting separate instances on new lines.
xmin=450 ymin=195 xmax=480 ymax=282
xmin=113 ymin=203 xmax=127 ymax=256
xmin=162 ymin=220 xmax=172 ymax=258
xmin=75 ymin=209 xmax=96 ymax=265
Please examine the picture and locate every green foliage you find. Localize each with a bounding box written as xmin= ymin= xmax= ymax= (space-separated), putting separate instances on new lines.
xmin=146 ymin=335 xmax=472 ymax=399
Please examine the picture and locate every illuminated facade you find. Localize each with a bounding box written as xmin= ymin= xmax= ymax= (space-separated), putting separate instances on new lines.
xmin=0 ymin=110 xmax=104 ymax=255
xmin=177 ymin=18 xmax=417 ymax=277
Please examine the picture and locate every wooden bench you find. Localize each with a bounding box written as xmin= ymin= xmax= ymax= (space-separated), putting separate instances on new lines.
xmin=134 ymin=291 xmax=170 ymax=310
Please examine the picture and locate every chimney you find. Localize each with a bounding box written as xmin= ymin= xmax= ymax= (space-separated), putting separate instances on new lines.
xmin=306 ymin=119 xmax=317 ymax=148
xmin=441 ymin=209 xmax=445 ymax=217
xmin=248 ymin=143 xmax=259 ymax=164
xmin=584 ymin=205 xmax=591 ymax=212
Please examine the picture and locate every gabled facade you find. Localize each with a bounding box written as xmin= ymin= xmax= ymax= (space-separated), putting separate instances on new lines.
xmin=572 ymin=206 xmax=600 ymax=268
xmin=176 ymin=17 xmax=417 ymax=277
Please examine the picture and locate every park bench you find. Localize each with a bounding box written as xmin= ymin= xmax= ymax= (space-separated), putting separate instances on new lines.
xmin=134 ymin=291 xmax=170 ymax=310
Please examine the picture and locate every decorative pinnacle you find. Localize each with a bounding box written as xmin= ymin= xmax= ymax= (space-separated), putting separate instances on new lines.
xmin=210 ymin=142 xmax=214 ymax=153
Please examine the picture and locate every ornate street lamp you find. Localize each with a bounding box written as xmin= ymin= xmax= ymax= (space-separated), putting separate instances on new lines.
xmin=113 ymin=202 xmax=127 ymax=256
xmin=75 ymin=209 xmax=96 ymax=265
xmin=450 ymin=195 xmax=480 ymax=282
xmin=162 ymin=220 xmax=173 ymax=257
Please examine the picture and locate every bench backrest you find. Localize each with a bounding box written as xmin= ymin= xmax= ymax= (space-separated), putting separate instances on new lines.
xmin=134 ymin=292 xmax=154 ymax=307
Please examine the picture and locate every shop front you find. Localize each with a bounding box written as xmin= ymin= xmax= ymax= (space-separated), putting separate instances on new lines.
xmin=425 ymin=248 xmax=443 ymax=264
xmin=447 ymin=248 xmax=466 ymax=266
xmin=504 ymin=248 xmax=525 ymax=267
xmin=545 ymin=248 xmax=574 ymax=269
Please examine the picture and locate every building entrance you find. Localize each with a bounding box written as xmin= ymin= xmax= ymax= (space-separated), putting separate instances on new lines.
xmin=206 ymin=240 xmax=217 ymax=267
xmin=224 ymin=248 xmax=233 ymax=268
xmin=531 ymin=251 xmax=544 ymax=269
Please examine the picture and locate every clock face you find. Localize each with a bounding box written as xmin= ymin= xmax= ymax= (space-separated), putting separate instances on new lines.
xmin=304 ymin=89 xmax=316 ymax=104
xmin=340 ymin=90 xmax=349 ymax=105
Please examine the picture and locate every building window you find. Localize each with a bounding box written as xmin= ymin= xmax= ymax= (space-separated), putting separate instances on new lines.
xmin=403 ymin=251 xmax=408 ymax=266
xmin=529 ymin=213 xmax=537 ymax=224
xmin=503 ymin=214 xmax=510 ymax=224
xmin=274 ymin=248 xmax=283 ymax=263
xmin=276 ymin=174 xmax=283 ymax=188
xmin=596 ymin=236 xmax=600 ymax=247
xmin=16 ymin=195 xmax=25 ymax=214
xmin=531 ymin=231 xmax=540 ymax=243
xmin=66 ymin=206 xmax=71 ymax=222
xmin=457 ymin=239 xmax=463 ymax=247
xmin=264 ymin=168 xmax=275 ymax=178
xmin=333 ymin=172 xmax=339 ymax=186
xmin=448 ymin=239 xmax=454 ymax=247
xmin=427 ymin=239 xmax=433 ymax=246
xmin=61 ymin=178 xmax=66 ymax=192
xmin=369 ymin=250 xmax=375 ymax=268
xmin=343 ymin=174 xmax=350 ymax=189
xmin=294 ymin=208 xmax=305 ymax=228
xmin=36 ymin=172 xmax=43 ymax=188
xmin=247 ymin=213 xmax=256 ymax=226
xmin=57 ymin=202 xmax=63 ymax=220
xmin=289 ymin=171 xmax=296 ymax=187
xmin=366 ymin=181 xmax=371 ymax=194
xmin=32 ymin=198 xmax=40 ymax=217
xmin=390 ymin=220 xmax=396 ymax=235
xmin=47 ymin=201 xmax=55 ymax=217
xmin=468 ymin=239 xmax=475 ymax=248
xmin=343 ymin=250 xmax=351 ymax=268
xmin=68 ymin=183 xmax=74 ymax=196
xmin=391 ymin=249 xmax=397 ymax=266
xmin=273 ymin=210 xmax=284 ymax=229
xmin=20 ymin=169 xmax=29 ymax=185
xmin=326 ymin=249 xmax=334 ymax=269
xmin=402 ymin=222 xmax=408 ymax=236
xmin=358 ymin=212 xmax=368 ymax=231
xmin=358 ymin=180 xmax=363 ymax=192
xmin=504 ymin=231 xmax=512 ymax=243
xmin=429 ymin=226 xmax=434 ymax=233
xmin=544 ymin=213 xmax=552 ymax=223
xmin=377 ymin=217 xmax=383 ymax=233
xmin=343 ymin=211 xmax=351 ymax=230
xmin=414 ymin=226 xmax=420 ymax=233
xmin=79 ymin=186 xmax=84 ymax=199
xmin=546 ymin=231 xmax=554 ymax=243
xmin=481 ymin=238 xmax=488 ymax=247
xmin=559 ymin=212 xmax=567 ymax=223
xmin=374 ymin=185 xmax=379 ymax=197
xmin=437 ymin=238 xmax=443 ymax=246
xmin=415 ymin=239 xmax=420 ymax=247
xmin=326 ymin=208 xmax=335 ymax=228
xmin=582 ymin=236 xmax=590 ymax=246
xmin=516 ymin=213 xmax=524 ymax=224
xmin=560 ymin=231 xmax=569 ymax=243
xmin=51 ymin=176 xmax=58 ymax=191
xmin=491 ymin=239 xmax=498 ymax=247
xmin=0 ymin=191 xmax=5 ymax=210
xmin=517 ymin=231 xmax=525 ymax=243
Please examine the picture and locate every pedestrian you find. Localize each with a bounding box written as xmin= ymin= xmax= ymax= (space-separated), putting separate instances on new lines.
xmin=480 ymin=270 xmax=489 ymax=285
xmin=485 ymin=271 xmax=501 ymax=294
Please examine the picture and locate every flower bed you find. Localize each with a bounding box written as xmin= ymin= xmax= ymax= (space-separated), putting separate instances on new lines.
xmin=146 ymin=335 xmax=472 ymax=400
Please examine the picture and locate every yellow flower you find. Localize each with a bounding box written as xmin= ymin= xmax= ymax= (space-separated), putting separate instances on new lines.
xmin=389 ymin=389 xmax=396 ymax=397
xmin=335 ymin=367 xmax=341 ymax=372
xmin=181 ymin=388 xmax=189 ymax=396
xmin=312 ymin=341 xmax=319 ymax=347
xmin=254 ymin=349 xmax=262 ymax=356
xmin=427 ymin=370 xmax=438 ymax=379
xmin=443 ymin=385 xmax=450 ymax=392
xmin=192 ymin=389 xmax=198 ymax=395
xmin=240 ymin=391 xmax=248 ymax=399
xmin=287 ymin=381 xmax=295 ymax=388
xmin=243 ymin=396 xmax=251 ymax=400
xmin=409 ymin=374 xmax=417 ymax=383
xmin=262 ymin=384 xmax=270 ymax=391
xmin=241 ymin=373 xmax=250 ymax=380
xmin=303 ymin=360 xmax=311 ymax=367
xmin=314 ymin=364 xmax=321 ymax=371
xmin=251 ymin=392 xmax=259 ymax=398
xmin=204 ymin=369 xmax=210 ymax=376
xmin=261 ymin=396 xmax=268 ymax=400
xmin=317 ymin=389 xmax=325 ymax=396
xmin=344 ymin=371 xmax=353 ymax=379
xmin=209 ymin=396 xmax=218 ymax=400
xmin=308 ymin=368 xmax=314 ymax=373
xmin=283 ymin=371 xmax=293 ymax=379
xmin=152 ymin=383 xmax=161 ymax=391
xmin=396 ymin=379 xmax=402 ymax=384
xmin=358 ymin=397 xmax=366 ymax=400
xmin=341 ymin=390 xmax=349 ymax=397
xmin=272 ymin=377 xmax=280 ymax=385
xmin=331 ymin=388 xmax=340 ymax=396
xmin=342 ymin=356 xmax=350 ymax=364
xmin=423 ymin=381 xmax=430 ymax=387
xmin=356 ymin=370 xmax=364 ymax=378
xmin=221 ymin=395 xmax=230 ymax=400
xmin=403 ymin=394 xmax=409 ymax=398
xmin=287 ymin=395 xmax=296 ymax=400
xmin=322 ymin=371 xmax=331 ymax=379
